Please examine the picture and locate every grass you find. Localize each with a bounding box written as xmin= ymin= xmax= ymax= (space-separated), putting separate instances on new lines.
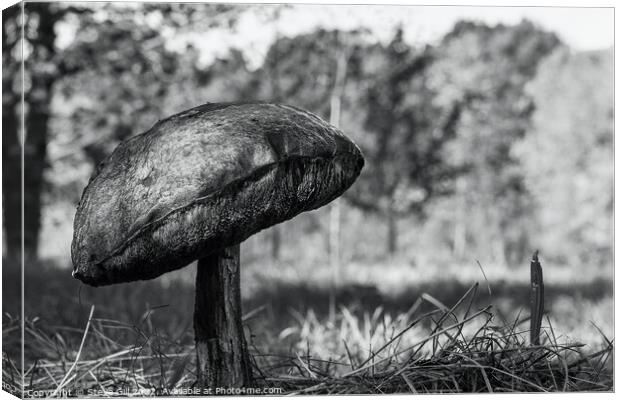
xmin=252 ymin=283 xmax=613 ymax=394
xmin=2 ymin=261 xmax=614 ymax=396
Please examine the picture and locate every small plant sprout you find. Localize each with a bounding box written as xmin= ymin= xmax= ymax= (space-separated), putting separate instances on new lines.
xmin=530 ymin=250 xmax=544 ymax=346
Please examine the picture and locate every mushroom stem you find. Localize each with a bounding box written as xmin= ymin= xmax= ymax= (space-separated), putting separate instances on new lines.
xmin=194 ymin=244 xmax=252 ymax=388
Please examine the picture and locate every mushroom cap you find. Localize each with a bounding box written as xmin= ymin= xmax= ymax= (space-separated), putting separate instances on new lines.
xmin=71 ymin=102 xmax=364 ymax=286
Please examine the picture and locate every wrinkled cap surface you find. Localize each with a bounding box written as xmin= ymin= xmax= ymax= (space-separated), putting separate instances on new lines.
xmin=71 ymin=102 xmax=364 ymax=286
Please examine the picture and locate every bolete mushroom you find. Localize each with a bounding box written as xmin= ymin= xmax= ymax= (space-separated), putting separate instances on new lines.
xmin=71 ymin=102 xmax=364 ymax=388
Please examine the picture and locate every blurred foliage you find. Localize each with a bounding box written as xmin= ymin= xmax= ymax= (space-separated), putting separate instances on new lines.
xmin=255 ymin=28 xmax=469 ymax=255
xmin=515 ymin=47 xmax=613 ymax=267
xmin=344 ymin=29 xmax=466 ymax=254
xmin=48 ymin=3 xmax=249 ymax=202
xmin=1 ymin=4 xmax=613 ymax=274
xmin=256 ymin=28 xmax=367 ymax=113
xmin=427 ymin=20 xmax=561 ymax=265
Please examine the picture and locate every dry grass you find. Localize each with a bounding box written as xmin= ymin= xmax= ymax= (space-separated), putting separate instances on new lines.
xmin=2 ymin=282 xmax=612 ymax=397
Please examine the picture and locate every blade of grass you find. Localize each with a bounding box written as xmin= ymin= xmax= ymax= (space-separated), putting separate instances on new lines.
xmin=458 ymin=357 xmax=493 ymax=393
xmin=342 ymin=340 xmax=356 ymax=371
xmin=356 ymin=308 xmax=441 ymax=369
xmin=589 ymin=321 xmax=613 ymax=348
xmin=296 ymin=353 xmax=318 ymax=379
xmin=456 ymin=359 xmax=548 ymax=392
xmin=242 ymin=304 xmax=267 ymax=322
xmin=476 ymin=260 xmax=492 ymax=296
xmin=400 ymin=372 xmax=417 ymax=393
xmin=50 ymin=305 xmax=95 ymax=398
xmin=342 ymin=306 xmax=491 ymax=378
xmin=409 ymin=283 xmax=480 ymax=361
xmin=421 ymin=293 xmax=449 ymax=312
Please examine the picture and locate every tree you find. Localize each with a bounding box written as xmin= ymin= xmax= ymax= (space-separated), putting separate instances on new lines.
xmin=2 ymin=3 xmax=84 ymax=261
xmin=430 ymin=20 xmax=560 ymax=265
xmin=254 ymin=28 xmax=367 ymax=262
xmin=2 ymin=3 xmax=22 ymax=262
xmin=345 ymin=28 xmax=465 ymax=255
xmin=515 ymin=47 xmax=613 ymax=267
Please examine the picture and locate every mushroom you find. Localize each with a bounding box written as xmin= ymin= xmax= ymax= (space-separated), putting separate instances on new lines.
xmin=71 ymin=102 xmax=364 ymax=388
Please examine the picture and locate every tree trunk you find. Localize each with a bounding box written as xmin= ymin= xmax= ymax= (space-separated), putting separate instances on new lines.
xmin=270 ymin=225 xmax=281 ymax=261
xmin=2 ymin=88 xmax=21 ymax=262
xmin=22 ymin=2 xmax=57 ymax=260
xmin=452 ymin=178 xmax=467 ymax=260
xmin=453 ymin=221 xmax=466 ymax=260
xmin=194 ymin=244 xmax=252 ymax=388
xmin=489 ymin=207 xmax=507 ymax=266
xmin=387 ymin=208 xmax=398 ymax=255
xmin=24 ymin=80 xmax=51 ymax=259
xmin=2 ymin=5 xmax=22 ymax=262
xmin=327 ymin=51 xmax=347 ymax=269
xmin=327 ymin=50 xmax=347 ymax=321
xmin=328 ymin=199 xmax=341 ymax=321
xmin=329 ymin=200 xmax=341 ymax=268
